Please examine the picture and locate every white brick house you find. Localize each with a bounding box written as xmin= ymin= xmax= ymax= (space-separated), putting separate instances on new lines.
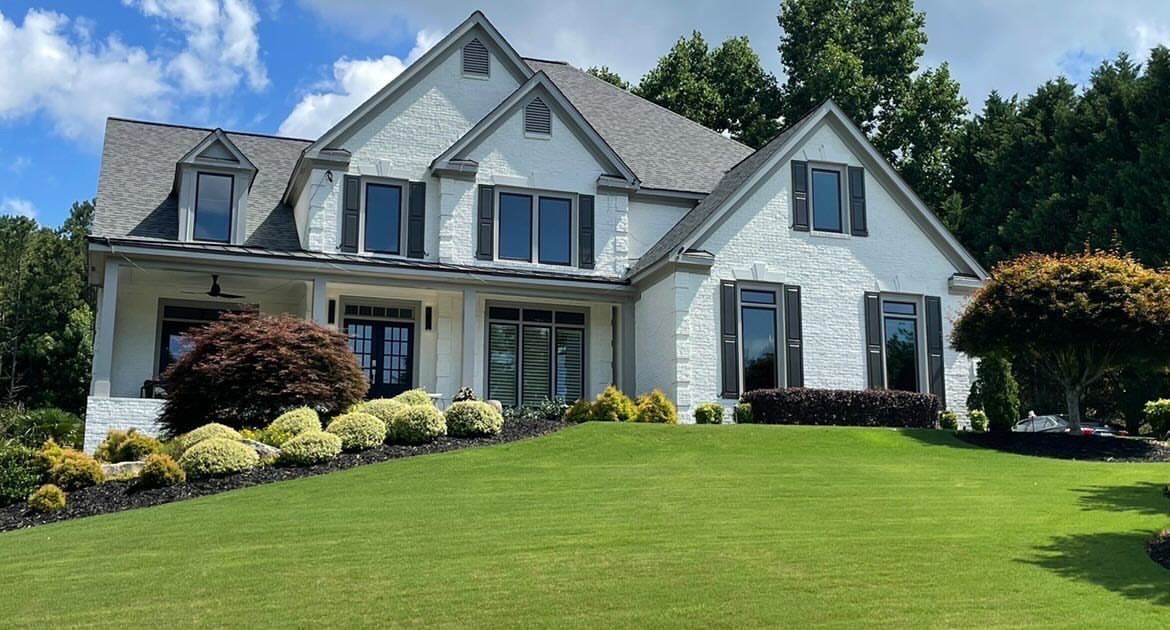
xmin=84 ymin=11 xmax=986 ymax=449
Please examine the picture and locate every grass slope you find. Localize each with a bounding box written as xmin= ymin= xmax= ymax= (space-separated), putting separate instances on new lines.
xmin=1 ymin=424 xmax=1168 ymax=627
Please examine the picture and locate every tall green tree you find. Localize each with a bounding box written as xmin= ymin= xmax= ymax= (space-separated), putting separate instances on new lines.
xmin=586 ymin=66 xmax=630 ymax=90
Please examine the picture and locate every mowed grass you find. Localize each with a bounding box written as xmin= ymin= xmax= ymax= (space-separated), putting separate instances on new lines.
xmin=2 ymin=424 xmax=1169 ymax=628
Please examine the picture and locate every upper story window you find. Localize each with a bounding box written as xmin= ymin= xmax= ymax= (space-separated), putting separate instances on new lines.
xmin=811 ymin=167 xmax=843 ymax=233
xmin=498 ymin=193 xmax=533 ymax=261
xmin=524 ymin=97 xmax=551 ymax=135
xmin=537 ymin=197 xmax=571 ymax=265
xmin=497 ymin=191 xmax=574 ymax=265
xmin=882 ymin=300 xmax=919 ymax=392
xmin=364 ymin=182 xmax=402 ymax=254
xmin=193 ymin=172 xmax=233 ymax=242
xmin=462 ymin=38 xmax=490 ymax=76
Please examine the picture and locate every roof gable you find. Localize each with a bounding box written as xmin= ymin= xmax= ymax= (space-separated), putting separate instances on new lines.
xmin=178 ymin=128 xmax=257 ymax=173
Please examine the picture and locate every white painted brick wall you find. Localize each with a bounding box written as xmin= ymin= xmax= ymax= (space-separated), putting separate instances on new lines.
xmin=84 ymin=396 xmax=165 ymax=453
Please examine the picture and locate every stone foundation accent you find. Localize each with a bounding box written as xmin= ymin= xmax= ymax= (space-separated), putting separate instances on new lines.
xmin=84 ymin=397 xmax=165 ymax=453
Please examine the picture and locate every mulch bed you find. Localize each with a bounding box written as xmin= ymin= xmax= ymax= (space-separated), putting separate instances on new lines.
xmin=0 ymin=418 xmax=567 ymax=533
xmin=957 ymin=431 xmax=1170 ymax=462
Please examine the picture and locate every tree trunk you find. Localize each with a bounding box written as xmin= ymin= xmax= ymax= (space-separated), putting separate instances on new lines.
xmin=1065 ymin=387 xmax=1083 ymax=433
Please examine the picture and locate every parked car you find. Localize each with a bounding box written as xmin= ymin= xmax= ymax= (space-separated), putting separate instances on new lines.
xmin=1012 ymin=415 xmax=1128 ymax=436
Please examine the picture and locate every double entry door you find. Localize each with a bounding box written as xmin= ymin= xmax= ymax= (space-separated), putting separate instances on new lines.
xmin=345 ymin=319 xmax=414 ymax=398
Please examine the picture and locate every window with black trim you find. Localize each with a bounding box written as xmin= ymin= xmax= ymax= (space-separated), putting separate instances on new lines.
xmin=158 ymin=304 xmax=241 ymax=375
xmin=364 ymin=182 xmax=402 ymax=254
xmin=538 ymin=197 xmax=571 ymax=265
xmin=740 ymin=288 xmax=780 ymax=392
xmin=497 ymin=191 xmax=574 ymax=265
xmin=810 ymin=167 xmax=843 ymax=233
xmin=498 ymin=192 xmax=532 ymax=261
xmin=487 ymin=306 xmax=585 ymax=407
xmin=882 ymin=300 xmax=920 ymax=392
xmin=194 ymin=172 xmax=233 ymax=242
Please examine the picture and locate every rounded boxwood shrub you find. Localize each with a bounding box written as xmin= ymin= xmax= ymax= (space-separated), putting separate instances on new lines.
xmin=939 ymin=410 xmax=959 ymax=430
xmin=592 ymin=385 xmax=637 ymax=422
xmin=387 ymin=405 xmax=446 ymax=445
xmin=137 ymin=453 xmax=186 ymax=488
xmin=279 ymin=431 xmax=343 ymax=465
xmin=171 ymin=423 xmax=242 ymax=457
xmin=360 ymin=399 xmax=405 ymax=426
xmin=268 ymin=407 xmax=321 ymax=438
xmin=158 ymin=313 xmax=368 ymax=435
xmin=95 ymin=429 xmax=161 ymax=463
xmin=634 ymin=390 xmax=678 ymax=424
xmin=392 ymin=388 xmax=434 ymax=407
xmin=734 ymin=402 xmax=754 ymax=424
xmin=326 ymin=412 xmax=386 ymax=451
xmin=49 ymin=449 xmax=104 ymax=490
xmin=446 ymin=401 xmax=503 ymax=437
xmin=693 ymin=402 xmax=724 ymax=425
xmin=178 ymin=438 xmax=259 ymax=478
xmin=28 ymin=484 xmax=65 ymax=513
xmin=969 ymin=409 xmax=989 ymax=432
xmin=564 ymin=399 xmax=593 ymax=424
xmin=0 ymin=443 xmax=45 ymax=507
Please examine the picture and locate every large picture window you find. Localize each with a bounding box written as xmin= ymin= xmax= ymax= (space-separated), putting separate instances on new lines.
xmin=498 ymin=193 xmax=533 ymax=261
xmin=883 ymin=301 xmax=920 ymax=392
xmin=497 ymin=191 xmax=574 ymax=265
xmin=364 ymin=182 xmax=402 ymax=254
xmin=740 ymin=288 xmax=779 ymax=392
xmin=811 ymin=168 xmax=842 ymax=233
xmin=487 ymin=306 xmax=585 ymax=406
xmin=193 ymin=172 xmax=233 ymax=242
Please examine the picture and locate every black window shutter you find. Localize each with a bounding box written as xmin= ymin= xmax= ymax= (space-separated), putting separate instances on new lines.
xmin=476 ymin=184 xmax=495 ymax=260
xmin=340 ymin=175 xmax=360 ymax=253
xmin=407 ymin=181 xmax=426 ymax=258
xmin=848 ymin=166 xmax=868 ymax=236
xmin=720 ymin=281 xmax=740 ymax=398
xmin=784 ymin=285 xmax=804 ymax=387
xmin=925 ymin=295 xmax=946 ymax=405
xmin=578 ymin=194 xmax=595 ymax=269
xmin=864 ymin=292 xmax=885 ymax=389
xmin=792 ymin=161 xmax=809 ymax=231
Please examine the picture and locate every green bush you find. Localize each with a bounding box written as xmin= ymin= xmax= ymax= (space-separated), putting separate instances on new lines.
xmin=27 ymin=484 xmax=65 ymax=513
xmin=634 ymin=390 xmax=678 ymax=424
xmin=171 ymin=423 xmax=242 ymax=457
xmin=178 ymin=438 xmax=259 ymax=478
xmin=34 ymin=438 xmax=64 ymax=470
xmin=734 ymin=402 xmax=754 ymax=424
xmin=238 ymin=426 xmax=293 ymax=448
xmin=48 ymin=449 xmax=104 ymax=490
xmin=693 ymin=402 xmax=724 ymax=425
xmin=0 ymin=443 xmax=45 ymax=507
xmin=968 ymin=357 xmax=1020 ymax=433
xmin=1144 ymin=399 xmax=1170 ymax=439
xmin=326 ymin=412 xmax=386 ymax=451
xmin=446 ymin=401 xmax=504 ymax=437
xmin=392 ymin=389 xmax=435 ymax=407
xmin=939 ymin=410 xmax=959 ymax=430
xmin=269 ymin=407 xmax=321 ymax=437
xmin=358 ymin=399 xmax=404 ymax=426
xmin=0 ymin=407 xmax=84 ymax=449
xmin=387 ymin=405 xmax=446 ymax=445
xmin=95 ymin=429 xmax=162 ymax=463
xmin=592 ymin=385 xmax=637 ymax=422
xmin=279 ymin=431 xmax=343 ymax=465
xmin=969 ymin=409 xmax=989 ymax=432
xmin=564 ymin=399 xmax=593 ymax=424
xmin=137 ymin=453 xmax=186 ymax=488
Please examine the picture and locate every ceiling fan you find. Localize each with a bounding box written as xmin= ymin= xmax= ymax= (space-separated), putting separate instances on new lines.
xmin=183 ymin=274 xmax=245 ymax=299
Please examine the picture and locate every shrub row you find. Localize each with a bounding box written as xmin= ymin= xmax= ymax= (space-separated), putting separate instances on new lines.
xmin=564 ymin=386 xmax=678 ymax=424
xmin=738 ymin=388 xmax=941 ymax=428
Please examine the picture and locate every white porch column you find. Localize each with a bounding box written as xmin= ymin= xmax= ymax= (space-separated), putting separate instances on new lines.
xmin=461 ymin=288 xmax=477 ymax=390
xmin=91 ymin=260 xmax=119 ymax=397
xmin=310 ymin=277 xmax=329 ymax=325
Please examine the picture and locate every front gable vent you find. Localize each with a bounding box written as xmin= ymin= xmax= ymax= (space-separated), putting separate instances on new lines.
xmin=525 ymin=97 xmax=551 ymax=135
xmin=462 ymin=38 xmax=490 ymax=76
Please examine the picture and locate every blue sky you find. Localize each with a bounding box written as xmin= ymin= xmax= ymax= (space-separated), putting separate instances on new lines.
xmin=3 ymin=0 xmax=1170 ymax=229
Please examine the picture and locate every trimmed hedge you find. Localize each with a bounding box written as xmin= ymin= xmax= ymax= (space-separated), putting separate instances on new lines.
xmin=178 ymin=438 xmax=259 ymax=478
xmin=446 ymin=401 xmax=503 ymax=437
xmin=28 ymin=484 xmax=65 ymax=513
xmin=739 ymin=388 xmax=941 ymax=428
xmin=326 ymin=412 xmax=386 ymax=451
xmin=269 ymin=408 xmax=321 ymax=438
xmin=171 ymin=423 xmax=242 ymax=457
xmin=387 ymin=405 xmax=446 ymax=445
xmin=138 ymin=453 xmax=186 ymax=488
xmin=280 ymin=431 xmax=342 ymax=465
xmin=393 ymin=389 xmax=434 ymax=407
xmin=359 ymin=399 xmax=405 ymax=426
xmin=693 ymin=402 xmax=724 ymax=425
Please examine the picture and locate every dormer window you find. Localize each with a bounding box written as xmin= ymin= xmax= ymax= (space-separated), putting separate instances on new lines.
xmin=194 ymin=172 xmax=233 ymax=242
xmin=462 ymin=38 xmax=489 ymax=76
xmin=525 ymin=97 xmax=551 ymax=135
xmin=174 ymin=129 xmax=256 ymax=245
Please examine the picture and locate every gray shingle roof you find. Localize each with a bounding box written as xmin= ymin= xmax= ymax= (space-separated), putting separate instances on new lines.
xmin=95 ymin=118 xmax=310 ymax=250
xmin=525 ymin=59 xmax=752 ymax=193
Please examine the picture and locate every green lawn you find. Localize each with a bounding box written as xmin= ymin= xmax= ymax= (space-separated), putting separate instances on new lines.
xmin=2 ymin=424 xmax=1169 ymax=627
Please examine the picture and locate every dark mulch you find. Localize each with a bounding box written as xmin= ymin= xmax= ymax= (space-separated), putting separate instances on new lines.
xmin=957 ymin=431 xmax=1170 ymax=462
xmin=1148 ymin=530 xmax=1170 ymax=570
xmin=0 ymin=418 xmax=566 ymax=533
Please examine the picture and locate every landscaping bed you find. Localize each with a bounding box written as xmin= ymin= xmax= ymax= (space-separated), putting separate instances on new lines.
xmin=958 ymin=431 xmax=1170 ymax=462
xmin=0 ymin=417 xmax=564 ymax=532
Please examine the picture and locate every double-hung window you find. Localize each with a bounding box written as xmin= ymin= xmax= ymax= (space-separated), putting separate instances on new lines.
xmin=810 ymin=167 xmax=843 ymax=233
xmin=740 ymin=288 xmax=780 ymax=392
xmin=364 ymin=182 xmax=402 ymax=254
xmin=882 ymin=301 xmax=920 ymax=392
xmin=497 ymin=191 xmax=573 ymax=265
xmin=193 ymin=172 xmax=233 ymax=242
xmin=487 ymin=306 xmax=585 ymax=407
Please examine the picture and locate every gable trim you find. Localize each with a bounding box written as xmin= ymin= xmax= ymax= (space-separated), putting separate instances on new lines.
xmin=178 ymin=129 xmax=257 ymax=173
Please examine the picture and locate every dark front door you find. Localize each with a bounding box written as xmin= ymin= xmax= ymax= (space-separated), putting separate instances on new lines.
xmin=345 ymin=319 xmax=415 ymax=398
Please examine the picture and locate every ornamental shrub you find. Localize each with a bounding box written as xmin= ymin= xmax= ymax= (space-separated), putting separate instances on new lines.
xmin=634 ymin=390 xmax=678 ymax=424
xmin=34 ymin=438 xmax=64 ymax=470
xmin=446 ymin=401 xmax=504 ymax=437
xmin=738 ymin=388 xmax=941 ymax=428
xmin=592 ymin=386 xmax=637 ymax=423
xmin=694 ymin=402 xmax=724 ymax=425
xmin=178 ymin=438 xmax=259 ymax=478
xmin=969 ymin=409 xmax=989 ymax=432
xmin=0 ymin=407 xmax=84 ymax=449
xmin=326 ymin=413 xmax=386 ymax=451
xmin=170 ymin=423 xmax=242 ymax=457
xmin=268 ymin=407 xmax=321 ymax=438
xmin=0 ymin=443 xmax=45 ymax=507
xmin=504 ymin=399 xmax=567 ymax=423
xmin=1144 ymin=399 xmax=1170 ymax=439
xmin=49 ymin=449 xmax=104 ymax=490
xmin=968 ymin=357 xmax=1020 ymax=433
xmin=734 ymin=402 xmax=754 ymax=424
xmin=392 ymin=388 xmax=434 ymax=407
xmin=158 ymin=313 xmax=368 ymax=435
xmin=27 ymin=484 xmax=65 ymax=513
xmin=564 ymin=399 xmax=593 ymax=424
xmin=95 ymin=429 xmax=161 ymax=463
xmin=137 ymin=453 xmax=185 ymax=488
xmin=387 ymin=405 xmax=446 ymax=445
xmin=939 ymin=410 xmax=959 ymax=430
xmin=452 ymin=387 xmax=476 ymax=402
xmin=279 ymin=431 xmax=343 ymax=465
xmin=360 ymin=399 xmax=405 ymax=427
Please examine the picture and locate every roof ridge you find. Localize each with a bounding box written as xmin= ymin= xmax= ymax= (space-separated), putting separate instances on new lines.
xmin=107 ymin=117 xmax=314 ymax=143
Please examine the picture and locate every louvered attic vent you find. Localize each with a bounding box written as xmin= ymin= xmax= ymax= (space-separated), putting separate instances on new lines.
xmin=462 ymin=38 xmax=489 ymax=76
xmin=525 ymin=97 xmax=551 ymax=135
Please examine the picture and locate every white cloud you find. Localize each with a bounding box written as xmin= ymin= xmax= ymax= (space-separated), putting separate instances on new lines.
xmin=0 ymin=197 xmax=37 ymax=220
xmin=278 ymin=29 xmax=440 ymax=138
xmin=8 ymin=156 xmax=31 ymax=174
